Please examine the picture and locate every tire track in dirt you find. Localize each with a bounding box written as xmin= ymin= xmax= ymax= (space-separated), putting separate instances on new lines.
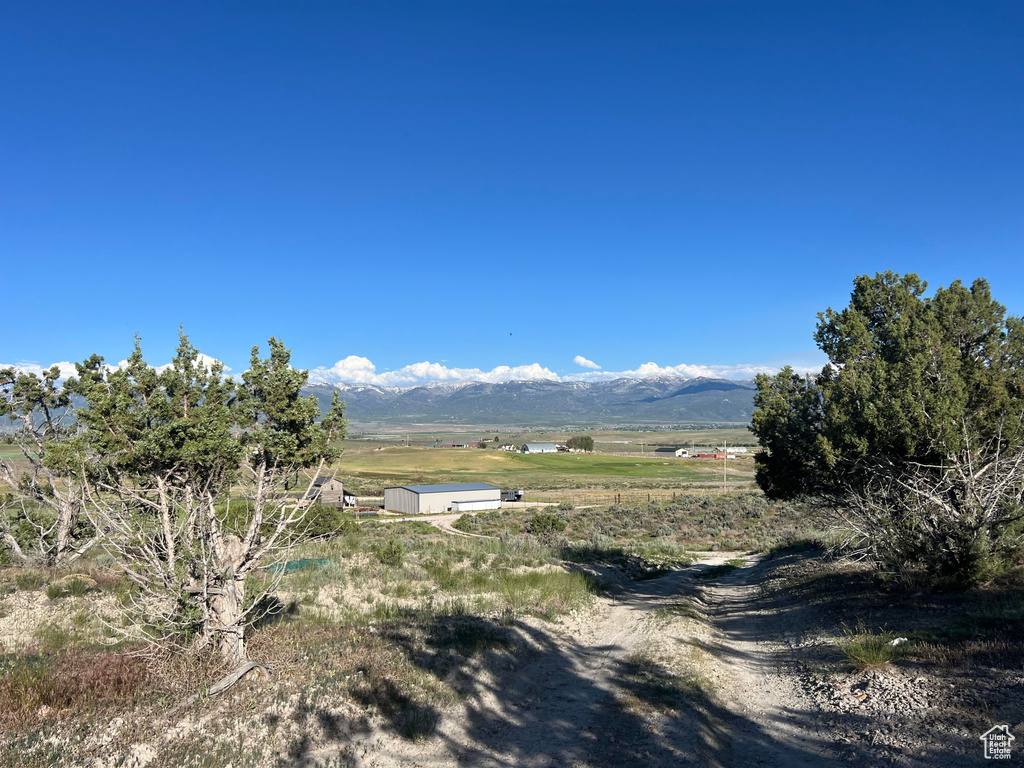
xmin=696 ymin=559 xmax=845 ymax=768
xmin=354 ymin=552 xmax=846 ymax=768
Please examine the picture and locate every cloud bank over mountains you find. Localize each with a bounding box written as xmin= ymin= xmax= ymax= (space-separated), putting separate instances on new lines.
xmin=307 ymin=356 xmax=561 ymax=388
xmin=5 ymin=354 xmax=820 ymax=388
xmin=307 ymin=355 xmax=822 ymax=387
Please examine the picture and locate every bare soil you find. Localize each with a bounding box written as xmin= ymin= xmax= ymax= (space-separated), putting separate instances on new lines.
xmin=340 ymin=550 xmax=1021 ymax=768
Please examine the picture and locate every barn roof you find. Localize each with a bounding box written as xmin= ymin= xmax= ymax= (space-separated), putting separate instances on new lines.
xmin=395 ymin=482 xmax=499 ymax=494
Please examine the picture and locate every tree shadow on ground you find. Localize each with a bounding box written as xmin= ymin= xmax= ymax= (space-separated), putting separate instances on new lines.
xmin=278 ymin=549 xmax=1007 ymax=767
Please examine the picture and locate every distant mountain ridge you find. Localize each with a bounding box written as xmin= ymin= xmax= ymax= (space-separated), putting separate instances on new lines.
xmin=302 ymin=376 xmax=756 ymax=426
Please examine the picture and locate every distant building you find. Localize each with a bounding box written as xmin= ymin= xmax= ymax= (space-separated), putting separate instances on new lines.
xmin=521 ymin=443 xmax=559 ymax=454
xmin=383 ymin=483 xmax=501 ymax=514
xmin=725 ymin=447 xmax=749 ymax=454
xmin=654 ymin=447 xmax=689 ymax=458
xmin=309 ymin=476 xmax=355 ymax=507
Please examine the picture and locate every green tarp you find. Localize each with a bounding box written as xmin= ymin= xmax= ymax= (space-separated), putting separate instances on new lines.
xmin=267 ymin=558 xmax=331 ymax=576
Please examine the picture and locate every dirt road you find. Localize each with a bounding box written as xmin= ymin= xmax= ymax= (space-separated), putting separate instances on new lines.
xmin=370 ymin=511 xmax=489 ymax=538
xmin=694 ymin=560 xmax=845 ymax=768
xmin=360 ymin=553 xmax=844 ymax=768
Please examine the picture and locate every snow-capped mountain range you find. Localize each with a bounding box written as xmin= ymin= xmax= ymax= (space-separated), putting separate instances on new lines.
xmin=302 ymin=375 xmax=756 ymax=426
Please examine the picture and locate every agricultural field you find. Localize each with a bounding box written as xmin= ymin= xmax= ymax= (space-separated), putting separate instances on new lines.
xmin=338 ymin=443 xmax=755 ymax=496
xmin=0 ymin=444 xmax=27 ymax=460
xmin=348 ymin=426 xmax=756 ymax=451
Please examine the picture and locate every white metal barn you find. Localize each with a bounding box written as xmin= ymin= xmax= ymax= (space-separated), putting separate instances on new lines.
xmin=383 ymin=483 xmax=501 ymax=515
xmin=521 ymin=443 xmax=558 ymax=454
xmin=655 ymin=447 xmax=689 ymax=458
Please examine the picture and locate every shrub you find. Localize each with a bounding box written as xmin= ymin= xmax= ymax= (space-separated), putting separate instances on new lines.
xmin=525 ymin=513 xmax=567 ymax=536
xmin=375 ymin=537 xmax=404 ymax=567
xmin=220 ymin=499 xmax=358 ymax=541
xmin=841 ymin=623 xmax=906 ymax=670
xmin=302 ymin=503 xmax=360 ymax=539
xmin=14 ymin=571 xmax=44 ymax=591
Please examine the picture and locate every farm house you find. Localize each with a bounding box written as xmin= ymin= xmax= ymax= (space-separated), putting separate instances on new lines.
xmin=308 ymin=476 xmax=356 ymax=506
xmin=383 ymin=483 xmax=501 ymax=514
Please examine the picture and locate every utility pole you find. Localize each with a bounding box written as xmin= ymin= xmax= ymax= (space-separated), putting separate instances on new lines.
xmin=723 ymin=439 xmax=727 ymax=492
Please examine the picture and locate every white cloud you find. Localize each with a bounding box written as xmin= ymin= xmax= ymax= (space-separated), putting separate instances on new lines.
xmin=1 ymin=361 xmax=78 ymax=380
xmin=309 ymin=356 xmax=559 ymax=387
xmin=563 ymin=360 xmax=823 ymax=382
xmin=308 ymin=353 xmax=826 ymax=388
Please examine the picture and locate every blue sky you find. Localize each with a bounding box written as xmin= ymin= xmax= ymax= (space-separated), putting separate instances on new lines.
xmin=4 ymin=1 xmax=1023 ymax=386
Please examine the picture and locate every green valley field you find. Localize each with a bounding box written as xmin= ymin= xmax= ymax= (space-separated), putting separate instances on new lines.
xmin=339 ymin=444 xmax=755 ymax=497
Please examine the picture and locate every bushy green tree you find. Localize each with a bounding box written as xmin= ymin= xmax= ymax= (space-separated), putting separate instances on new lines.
xmin=565 ymin=435 xmax=594 ymax=452
xmin=749 ymin=368 xmax=825 ymax=499
xmin=68 ymin=332 xmax=346 ymax=664
xmin=525 ymin=512 xmax=567 ymax=536
xmin=751 ymin=272 xmax=1024 ymax=587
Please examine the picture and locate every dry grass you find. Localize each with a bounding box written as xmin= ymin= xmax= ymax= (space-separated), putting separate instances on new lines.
xmin=0 ymin=650 xmax=148 ymax=729
xmin=455 ymin=494 xmax=823 ymax=553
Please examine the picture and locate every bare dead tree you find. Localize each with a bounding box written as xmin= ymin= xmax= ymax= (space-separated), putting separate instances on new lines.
xmin=82 ymin=455 xmax=337 ymax=663
xmin=70 ymin=334 xmax=347 ymax=666
xmin=831 ymin=429 xmax=1024 ymax=585
xmin=0 ymin=366 xmax=98 ymax=566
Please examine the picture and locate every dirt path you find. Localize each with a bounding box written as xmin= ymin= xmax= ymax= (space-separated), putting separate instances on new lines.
xmin=358 ymin=553 xmax=842 ymax=768
xmin=695 ymin=560 xmax=844 ymax=768
xmin=370 ymin=512 xmax=491 ymax=538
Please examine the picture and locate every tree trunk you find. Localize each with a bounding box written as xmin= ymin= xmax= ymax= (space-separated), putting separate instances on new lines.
xmin=211 ymin=574 xmax=247 ymax=665
xmin=210 ymin=533 xmax=248 ymax=665
xmin=52 ymin=504 xmax=75 ymax=568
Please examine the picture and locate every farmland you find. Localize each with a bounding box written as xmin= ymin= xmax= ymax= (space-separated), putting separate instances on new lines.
xmin=347 ymin=426 xmax=756 ymax=450
xmin=338 ymin=443 xmax=755 ymax=497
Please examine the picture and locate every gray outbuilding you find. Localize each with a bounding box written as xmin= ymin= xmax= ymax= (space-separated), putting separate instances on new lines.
xmin=383 ymin=482 xmax=501 ymax=515
xmin=309 ymin=476 xmax=356 ymax=506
